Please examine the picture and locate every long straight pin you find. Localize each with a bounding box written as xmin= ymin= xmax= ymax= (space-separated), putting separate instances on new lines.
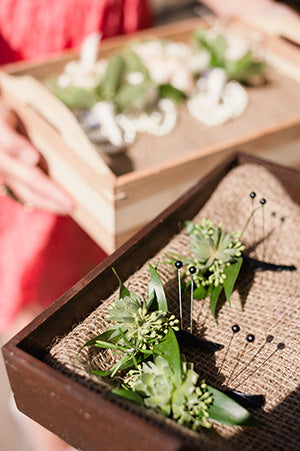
xmin=260 ymin=198 xmax=267 ymax=260
xmin=250 ymin=192 xmax=257 ymax=257
xmin=233 ymin=342 xmax=285 ymax=390
xmin=227 ymin=334 xmax=255 ymax=387
xmin=219 ymin=324 xmax=240 ymax=375
xmin=175 ymin=260 xmax=183 ymax=329
xmin=229 ymin=335 xmax=274 ymax=386
xmin=189 ymin=266 xmax=197 ymax=334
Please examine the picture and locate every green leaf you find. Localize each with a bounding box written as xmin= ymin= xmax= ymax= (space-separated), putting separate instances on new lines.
xmin=117 ymin=351 xmax=151 ymax=373
xmin=193 ymin=284 xmax=207 ymax=300
xmin=148 ymin=263 xmax=168 ymax=312
xmin=207 ymin=386 xmax=259 ymax=426
xmin=184 ymin=220 xmax=197 ymax=234
xmin=196 ymin=30 xmax=226 ymax=68
xmin=209 ymin=284 xmax=223 ymax=319
xmin=92 ymin=369 xmax=113 ymax=377
xmin=158 ymin=84 xmax=187 ymax=103
xmin=78 ymin=329 xmax=116 ymax=353
xmin=123 ymin=49 xmax=150 ymax=79
xmin=111 ymin=354 xmax=131 ymax=377
xmin=112 ymin=267 xmax=130 ymax=299
xmin=226 ymin=50 xmax=267 ymax=84
xmin=226 ymin=50 xmax=253 ymax=78
xmin=54 ymin=85 xmax=98 ymax=109
xmin=99 ymin=54 xmax=125 ymax=100
xmin=112 ymin=387 xmax=145 ymax=406
xmin=153 ymin=327 xmax=181 ymax=384
xmin=92 ymin=354 xmax=131 ymax=378
xmin=212 ymin=34 xmax=227 ymax=65
xmin=94 ymin=340 xmax=128 ymax=352
xmin=145 ymin=290 xmax=156 ymax=311
xmin=223 ymin=257 xmax=243 ymax=304
xmin=115 ymin=80 xmax=155 ymax=111
xmin=194 ymin=29 xmax=211 ymax=52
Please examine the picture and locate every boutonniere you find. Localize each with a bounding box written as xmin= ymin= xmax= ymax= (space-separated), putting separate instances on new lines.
xmin=194 ymin=28 xmax=267 ymax=86
xmin=166 ymin=219 xmax=244 ymax=319
xmin=79 ymin=264 xmax=258 ymax=431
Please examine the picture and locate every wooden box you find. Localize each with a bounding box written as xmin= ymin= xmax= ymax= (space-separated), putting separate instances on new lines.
xmin=1 ymin=18 xmax=300 ymax=253
xmin=2 ymin=152 xmax=300 ymax=451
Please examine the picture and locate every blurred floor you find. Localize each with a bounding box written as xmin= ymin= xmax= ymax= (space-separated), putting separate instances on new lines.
xmin=0 ymin=334 xmax=31 ymax=451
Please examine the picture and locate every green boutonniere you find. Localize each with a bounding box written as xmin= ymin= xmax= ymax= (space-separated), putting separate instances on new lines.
xmin=194 ymin=28 xmax=267 ymax=85
xmin=80 ymin=264 xmax=258 ymax=431
xmin=166 ymin=219 xmax=244 ymax=319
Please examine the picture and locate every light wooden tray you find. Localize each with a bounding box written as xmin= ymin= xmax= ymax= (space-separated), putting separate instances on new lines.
xmin=1 ymin=18 xmax=300 ymax=253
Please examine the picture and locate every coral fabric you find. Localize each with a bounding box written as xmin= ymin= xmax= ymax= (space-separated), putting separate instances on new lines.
xmin=0 ymin=0 xmax=152 ymax=331
xmin=0 ymin=0 xmax=152 ymax=63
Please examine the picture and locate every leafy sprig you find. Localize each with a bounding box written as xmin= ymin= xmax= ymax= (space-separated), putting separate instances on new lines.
xmin=194 ymin=28 xmax=267 ymax=85
xmin=165 ymin=219 xmax=244 ymax=318
xmin=114 ymin=325 xmax=257 ymax=428
xmin=50 ymin=47 xmax=187 ymax=112
xmin=80 ymin=264 xmax=258 ymax=430
xmin=125 ymin=354 xmax=213 ymax=430
xmin=79 ymin=263 xmax=179 ymax=377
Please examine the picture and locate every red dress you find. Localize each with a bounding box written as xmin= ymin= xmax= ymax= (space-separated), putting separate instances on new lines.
xmin=0 ymin=0 xmax=152 ymax=331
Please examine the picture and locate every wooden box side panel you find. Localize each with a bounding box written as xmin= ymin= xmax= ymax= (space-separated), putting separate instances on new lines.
xmin=114 ymin=146 xmax=237 ymax=245
xmin=3 ymin=348 xmax=185 ymax=451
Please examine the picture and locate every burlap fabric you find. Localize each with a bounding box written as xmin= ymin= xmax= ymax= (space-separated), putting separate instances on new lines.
xmin=49 ymin=164 xmax=300 ymax=450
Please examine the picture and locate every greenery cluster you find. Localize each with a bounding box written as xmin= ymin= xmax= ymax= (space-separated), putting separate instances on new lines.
xmin=125 ymin=356 xmax=213 ymax=430
xmin=165 ymin=219 xmax=244 ymax=318
xmin=80 ymin=264 xmax=257 ymax=431
xmin=194 ymin=29 xmax=267 ymax=85
xmin=50 ymin=28 xmax=267 ymax=113
xmin=50 ymin=47 xmax=186 ymax=112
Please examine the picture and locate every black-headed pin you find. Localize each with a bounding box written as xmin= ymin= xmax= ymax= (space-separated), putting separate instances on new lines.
xmin=175 ymin=260 xmax=183 ymax=329
xmin=189 ymin=266 xmax=197 ymax=334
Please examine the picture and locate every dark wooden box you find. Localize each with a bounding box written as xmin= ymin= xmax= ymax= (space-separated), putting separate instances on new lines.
xmin=2 ymin=152 xmax=300 ymax=451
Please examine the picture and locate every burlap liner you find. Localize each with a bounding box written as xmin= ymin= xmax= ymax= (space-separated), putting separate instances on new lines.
xmin=49 ymin=164 xmax=300 ymax=450
xmin=99 ymin=70 xmax=300 ymax=175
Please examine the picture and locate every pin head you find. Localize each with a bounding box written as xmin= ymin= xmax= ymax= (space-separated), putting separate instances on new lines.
xmin=175 ymin=260 xmax=183 ymax=269
xmin=232 ymin=324 xmax=240 ymax=333
xmin=246 ymin=334 xmax=255 ymax=343
xmin=189 ymin=266 xmax=197 ymax=275
xmin=266 ymin=335 xmax=274 ymax=343
xmin=277 ymin=342 xmax=285 ymax=350
xmin=250 ymin=192 xmax=256 ymax=199
xmin=260 ymin=198 xmax=266 ymax=205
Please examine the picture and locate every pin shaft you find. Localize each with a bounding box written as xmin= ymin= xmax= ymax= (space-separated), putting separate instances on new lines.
xmin=177 ymin=269 xmax=183 ymax=329
xmin=233 ymin=348 xmax=276 ymax=390
xmin=190 ymin=276 xmax=194 ymax=334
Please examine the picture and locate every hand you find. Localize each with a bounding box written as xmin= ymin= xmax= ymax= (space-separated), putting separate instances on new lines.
xmin=201 ymin=0 xmax=296 ymax=19
xmin=201 ymin=0 xmax=300 ymax=44
xmin=0 ymin=99 xmax=74 ymax=214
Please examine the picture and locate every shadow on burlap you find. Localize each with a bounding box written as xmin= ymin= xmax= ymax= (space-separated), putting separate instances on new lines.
xmin=48 ymin=163 xmax=300 ymax=451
